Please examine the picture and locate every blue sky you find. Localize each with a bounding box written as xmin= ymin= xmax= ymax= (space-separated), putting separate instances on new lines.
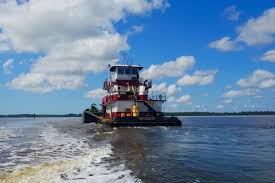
xmin=0 ymin=0 xmax=275 ymax=114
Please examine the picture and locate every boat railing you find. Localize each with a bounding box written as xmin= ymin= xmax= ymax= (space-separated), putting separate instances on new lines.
xmin=104 ymin=77 xmax=152 ymax=89
xmin=148 ymin=91 xmax=166 ymax=101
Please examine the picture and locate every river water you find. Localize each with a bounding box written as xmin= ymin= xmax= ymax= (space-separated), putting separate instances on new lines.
xmin=0 ymin=116 xmax=275 ymax=183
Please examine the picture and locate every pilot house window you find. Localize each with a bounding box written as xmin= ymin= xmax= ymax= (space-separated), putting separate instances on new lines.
xmin=125 ymin=68 xmax=131 ymax=75
xmin=131 ymin=68 xmax=138 ymax=75
xmin=118 ymin=68 xmax=124 ymax=74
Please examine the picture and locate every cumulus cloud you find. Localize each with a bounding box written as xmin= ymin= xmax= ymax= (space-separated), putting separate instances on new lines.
xmin=168 ymin=94 xmax=192 ymax=104
xmin=142 ymin=56 xmax=195 ymax=80
xmin=237 ymin=8 xmax=275 ymax=45
xmin=192 ymin=104 xmax=207 ymax=112
xmin=260 ymin=49 xmax=275 ymax=63
xmin=208 ymin=37 xmax=238 ymax=51
xmin=151 ymin=82 xmax=181 ymax=97
xmin=236 ymin=69 xmax=275 ymax=89
xmin=223 ymin=5 xmax=240 ymax=21
xmin=210 ymin=7 xmax=275 ymax=51
xmin=223 ymin=99 xmax=232 ymax=104
xmin=85 ymin=88 xmax=107 ymax=99
xmin=0 ymin=0 xmax=168 ymax=93
xmin=224 ymin=88 xmax=259 ymax=98
xmin=177 ymin=70 xmax=217 ymax=86
xmin=225 ymin=85 xmax=232 ymax=90
xmin=150 ymin=82 xmax=193 ymax=104
xmin=2 ymin=58 xmax=14 ymax=74
xmin=222 ymin=69 xmax=275 ymax=101
xmin=178 ymin=95 xmax=192 ymax=103
xmin=216 ymin=105 xmax=224 ymax=110
xmin=0 ymin=34 xmax=11 ymax=51
xmin=9 ymin=73 xmax=85 ymax=93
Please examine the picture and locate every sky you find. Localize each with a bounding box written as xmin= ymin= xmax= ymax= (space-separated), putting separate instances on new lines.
xmin=0 ymin=0 xmax=275 ymax=114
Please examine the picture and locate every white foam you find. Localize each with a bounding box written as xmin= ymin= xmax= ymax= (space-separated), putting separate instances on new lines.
xmin=1 ymin=123 xmax=142 ymax=183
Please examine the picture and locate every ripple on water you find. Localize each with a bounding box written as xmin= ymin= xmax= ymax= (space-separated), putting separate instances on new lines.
xmin=0 ymin=121 xmax=141 ymax=183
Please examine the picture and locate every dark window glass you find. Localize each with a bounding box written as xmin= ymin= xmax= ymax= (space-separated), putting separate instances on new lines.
xmin=118 ymin=67 xmax=124 ymax=74
xmin=131 ymin=68 xmax=138 ymax=75
xmin=125 ymin=68 xmax=131 ymax=75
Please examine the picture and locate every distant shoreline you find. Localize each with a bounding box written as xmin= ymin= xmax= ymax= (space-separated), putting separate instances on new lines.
xmin=0 ymin=111 xmax=275 ymax=118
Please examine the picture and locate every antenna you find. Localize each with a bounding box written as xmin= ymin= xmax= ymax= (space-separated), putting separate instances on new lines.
xmin=130 ymin=53 xmax=133 ymax=65
xmin=123 ymin=53 xmax=126 ymax=65
xmin=108 ymin=64 xmax=111 ymax=81
xmin=126 ymin=54 xmax=129 ymax=65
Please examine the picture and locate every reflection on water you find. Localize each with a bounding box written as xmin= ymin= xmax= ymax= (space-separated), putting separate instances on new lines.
xmin=0 ymin=116 xmax=275 ymax=183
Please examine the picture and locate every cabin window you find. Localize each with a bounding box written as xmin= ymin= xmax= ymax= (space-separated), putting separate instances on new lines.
xmin=125 ymin=68 xmax=131 ymax=75
xmin=118 ymin=67 xmax=124 ymax=75
xmin=132 ymin=68 xmax=138 ymax=75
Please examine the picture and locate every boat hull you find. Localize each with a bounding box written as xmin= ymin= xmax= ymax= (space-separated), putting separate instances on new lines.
xmin=107 ymin=116 xmax=182 ymax=127
xmin=82 ymin=109 xmax=102 ymax=123
xmin=82 ymin=110 xmax=182 ymax=127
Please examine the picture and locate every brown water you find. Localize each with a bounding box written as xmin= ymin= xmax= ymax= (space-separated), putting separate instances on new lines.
xmin=0 ymin=116 xmax=275 ymax=183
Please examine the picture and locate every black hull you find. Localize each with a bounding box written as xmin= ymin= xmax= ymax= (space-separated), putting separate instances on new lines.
xmin=107 ymin=116 xmax=182 ymax=127
xmin=82 ymin=111 xmax=182 ymax=127
xmin=82 ymin=109 xmax=102 ymax=123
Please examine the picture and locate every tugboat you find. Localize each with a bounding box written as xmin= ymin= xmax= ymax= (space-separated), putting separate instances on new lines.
xmin=83 ymin=64 xmax=182 ymax=127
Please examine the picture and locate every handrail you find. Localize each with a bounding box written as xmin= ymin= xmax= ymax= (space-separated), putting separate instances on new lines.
xmin=148 ymin=92 xmax=166 ymax=101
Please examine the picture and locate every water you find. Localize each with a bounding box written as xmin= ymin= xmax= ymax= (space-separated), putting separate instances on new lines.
xmin=0 ymin=116 xmax=275 ymax=183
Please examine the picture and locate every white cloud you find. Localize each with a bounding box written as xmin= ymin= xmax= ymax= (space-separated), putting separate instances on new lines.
xmin=142 ymin=56 xmax=195 ymax=80
xmin=260 ymin=49 xmax=275 ymax=63
xmin=177 ymin=70 xmax=217 ymax=86
xmin=224 ymin=88 xmax=259 ymax=98
xmin=0 ymin=44 xmax=8 ymax=51
xmin=151 ymin=82 xmax=193 ymax=104
xmin=2 ymin=58 xmax=14 ymax=74
xmin=0 ymin=0 xmax=168 ymax=93
xmin=192 ymin=104 xmax=207 ymax=111
xmin=168 ymin=94 xmax=191 ymax=104
xmin=0 ymin=34 xmax=10 ymax=51
xmin=210 ymin=8 xmax=275 ymax=51
xmin=216 ymin=105 xmax=224 ymax=110
xmin=9 ymin=73 xmax=85 ymax=93
xmin=237 ymin=8 xmax=275 ymax=45
xmin=85 ymin=88 xmax=107 ymax=99
xmin=260 ymin=79 xmax=275 ymax=88
xmin=151 ymin=82 xmax=181 ymax=97
xmin=178 ymin=95 xmax=192 ymax=103
xmin=8 ymin=33 xmax=127 ymax=92
xmin=223 ymin=69 xmax=275 ymax=101
xmin=225 ymin=85 xmax=232 ymax=90
xmin=254 ymin=95 xmax=263 ymax=99
xmin=223 ymin=5 xmax=240 ymax=21
xmin=201 ymin=92 xmax=208 ymax=97
xmin=208 ymin=37 xmax=238 ymax=51
xmin=237 ymin=69 xmax=275 ymax=89
xmin=223 ymin=99 xmax=232 ymax=104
